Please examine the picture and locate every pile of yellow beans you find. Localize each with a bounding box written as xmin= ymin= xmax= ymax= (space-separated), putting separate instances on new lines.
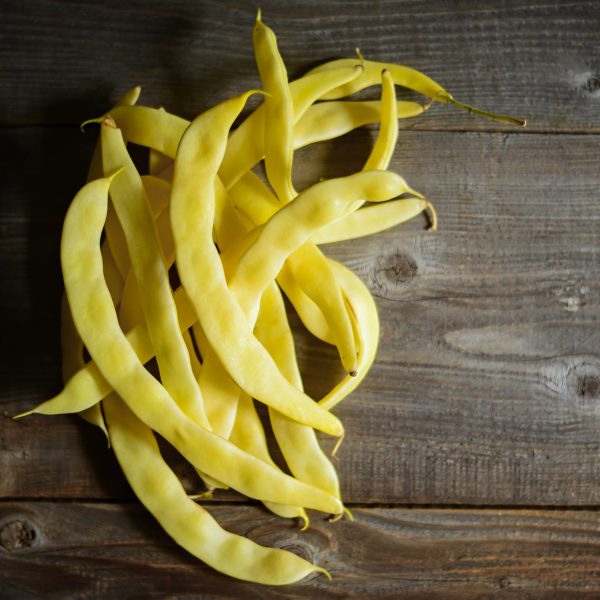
xmin=19 ymin=13 xmax=523 ymax=585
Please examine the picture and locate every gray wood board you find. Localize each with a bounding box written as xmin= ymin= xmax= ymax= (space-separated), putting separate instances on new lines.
xmin=1 ymin=0 xmax=599 ymax=131
xmin=2 ymin=126 xmax=600 ymax=504
xmin=1 ymin=502 xmax=599 ymax=598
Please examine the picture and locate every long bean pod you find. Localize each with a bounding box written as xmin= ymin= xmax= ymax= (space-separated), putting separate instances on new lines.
xmin=253 ymin=10 xmax=296 ymax=204
xmin=255 ymin=283 xmax=342 ymax=499
xmin=308 ymin=57 xmax=526 ymax=126
xmin=60 ymin=176 xmax=343 ymax=513
xmin=170 ymin=90 xmax=343 ymax=437
xmin=104 ymin=394 xmax=328 ymax=584
xmin=101 ymin=121 xmax=211 ymax=431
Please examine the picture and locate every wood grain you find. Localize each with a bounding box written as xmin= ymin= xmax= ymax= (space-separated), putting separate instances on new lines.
xmin=1 ymin=502 xmax=599 ymax=599
xmin=2 ymin=126 xmax=600 ymax=505
xmin=3 ymin=1 xmax=600 ymax=596
xmin=1 ymin=0 xmax=599 ymax=131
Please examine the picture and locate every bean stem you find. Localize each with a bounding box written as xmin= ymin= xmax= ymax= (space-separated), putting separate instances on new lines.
xmin=438 ymin=92 xmax=526 ymax=127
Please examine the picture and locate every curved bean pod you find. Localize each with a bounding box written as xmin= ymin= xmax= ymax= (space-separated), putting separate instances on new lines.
xmin=104 ymin=394 xmax=328 ymax=585
xmin=308 ymin=57 xmax=525 ymax=126
xmin=253 ymin=11 xmax=296 ymax=204
xmin=70 ymin=86 xmax=141 ymax=434
xmin=104 ymin=98 xmax=424 ymax=190
xmin=319 ymin=259 xmax=380 ymax=411
xmin=313 ymin=197 xmax=428 ymax=245
xmin=363 ymin=69 xmax=398 ymax=172
xmin=230 ymin=171 xmax=416 ymax=323
xmin=101 ymin=122 xmax=211 ymax=431
xmin=229 ymin=392 xmax=309 ymax=525
xmin=252 ymin=14 xmax=359 ymax=374
xmin=59 ymin=177 xmax=343 ymax=514
xmin=255 ymin=283 xmax=342 ymax=499
xmin=170 ymin=90 xmax=343 ymax=438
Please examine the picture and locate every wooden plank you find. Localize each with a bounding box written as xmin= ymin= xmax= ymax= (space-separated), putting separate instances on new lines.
xmin=1 ymin=502 xmax=599 ymax=598
xmin=1 ymin=0 xmax=599 ymax=131
xmin=2 ymin=127 xmax=600 ymax=504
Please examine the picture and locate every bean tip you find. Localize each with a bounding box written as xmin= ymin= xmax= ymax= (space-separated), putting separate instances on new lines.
xmin=445 ymin=95 xmax=526 ymax=127
xmin=425 ymin=201 xmax=438 ymax=230
xmin=252 ymin=89 xmax=272 ymax=99
xmin=299 ymin=514 xmax=310 ymax=531
xmin=189 ymin=490 xmax=214 ymax=501
xmin=331 ymin=432 xmax=345 ymax=457
xmin=80 ymin=116 xmax=104 ymax=133
xmin=354 ymin=47 xmax=365 ymax=68
xmin=12 ymin=410 xmax=32 ymax=420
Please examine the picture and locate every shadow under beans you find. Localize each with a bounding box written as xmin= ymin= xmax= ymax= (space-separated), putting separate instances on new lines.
xmin=293 ymin=127 xmax=373 ymax=192
xmin=0 ymin=122 xmax=98 ymax=410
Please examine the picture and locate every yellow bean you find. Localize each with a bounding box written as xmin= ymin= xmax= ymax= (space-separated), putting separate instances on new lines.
xmin=255 ymin=283 xmax=342 ymax=500
xmin=60 ymin=295 xmax=108 ymax=439
xmin=67 ymin=86 xmax=140 ymax=435
xmin=17 ymin=287 xmax=196 ymax=418
xmin=308 ymin=57 xmax=525 ymax=126
xmin=253 ymin=11 xmax=295 ymax=204
xmin=229 ymin=392 xmax=309 ymax=526
xmin=170 ymin=89 xmax=343 ymax=437
xmin=292 ymin=99 xmax=424 ymax=150
xmin=313 ymin=197 xmax=428 ymax=245
xmin=101 ymin=122 xmax=211 ymax=431
xmin=59 ymin=176 xmax=343 ymax=514
xmin=104 ymin=394 xmax=329 ymax=584
xmin=363 ymin=69 xmax=398 ymax=172
xmin=308 ymin=56 xmax=444 ymax=101
xmin=319 ymin=259 xmax=380 ymax=411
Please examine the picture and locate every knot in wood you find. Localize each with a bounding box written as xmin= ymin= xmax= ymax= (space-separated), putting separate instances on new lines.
xmin=566 ymin=359 xmax=600 ymax=410
xmin=0 ymin=519 xmax=37 ymax=551
xmin=280 ymin=542 xmax=313 ymax=563
xmin=371 ymin=249 xmax=417 ymax=298
xmin=586 ymin=76 xmax=600 ymax=94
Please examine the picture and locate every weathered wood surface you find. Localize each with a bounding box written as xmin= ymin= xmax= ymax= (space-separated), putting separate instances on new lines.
xmin=2 ymin=1 xmax=600 ymax=596
xmin=1 ymin=0 xmax=599 ymax=131
xmin=0 ymin=128 xmax=600 ymax=505
xmin=2 ymin=127 xmax=600 ymax=505
xmin=1 ymin=502 xmax=599 ymax=599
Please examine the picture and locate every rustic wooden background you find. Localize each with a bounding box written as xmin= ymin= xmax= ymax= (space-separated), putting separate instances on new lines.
xmin=2 ymin=0 xmax=600 ymax=597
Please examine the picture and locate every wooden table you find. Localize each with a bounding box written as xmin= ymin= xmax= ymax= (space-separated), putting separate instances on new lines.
xmin=2 ymin=1 xmax=600 ymax=597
